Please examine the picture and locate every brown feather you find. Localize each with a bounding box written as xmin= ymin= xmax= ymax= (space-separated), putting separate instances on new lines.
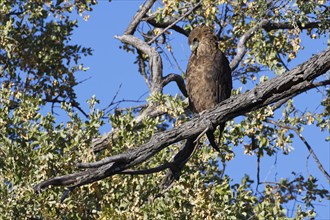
xmin=186 ymin=25 xmax=232 ymax=151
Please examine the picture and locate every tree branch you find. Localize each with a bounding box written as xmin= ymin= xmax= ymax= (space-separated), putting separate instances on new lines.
xmin=271 ymin=79 xmax=330 ymax=110
xmin=162 ymin=73 xmax=188 ymax=97
xmin=124 ymin=0 xmax=157 ymax=35
xmin=34 ymin=46 xmax=330 ymax=194
xmin=115 ymin=34 xmax=163 ymax=94
xmin=265 ymin=119 xmax=330 ymax=184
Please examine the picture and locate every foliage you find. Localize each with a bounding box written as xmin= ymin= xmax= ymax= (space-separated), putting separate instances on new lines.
xmin=0 ymin=0 xmax=329 ymax=219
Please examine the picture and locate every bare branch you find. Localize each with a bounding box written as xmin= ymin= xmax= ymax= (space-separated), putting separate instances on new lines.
xmin=34 ymin=47 xmax=330 ymax=193
xmin=124 ymin=0 xmax=157 ymax=35
xmin=119 ymin=163 xmax=171 ymax=175
xmin=115 ymin=34 xmax=163 ymax=94
xmin=162 ymin=73 xmax=188 ymax=97
xmin=43 ymin=98 xmax=89 ymax=118
xmin=265 ymin=118 xmax=330 ymax=184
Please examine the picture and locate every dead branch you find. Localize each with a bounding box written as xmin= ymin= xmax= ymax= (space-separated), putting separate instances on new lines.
xmin=262 ymin=21 xmax=327 ymax=32
xmin=34 ymin=46 xmax=330 ymax=194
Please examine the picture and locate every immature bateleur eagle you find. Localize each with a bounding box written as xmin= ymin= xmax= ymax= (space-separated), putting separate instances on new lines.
xmin=186 ymin=25 xmax=232 ymax=152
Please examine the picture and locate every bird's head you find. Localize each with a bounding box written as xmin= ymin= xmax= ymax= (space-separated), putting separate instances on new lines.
xmin=188 ymin=25 xmax=214 ymax=54
xmin=189 ymin=38 xmax=199 ymax=52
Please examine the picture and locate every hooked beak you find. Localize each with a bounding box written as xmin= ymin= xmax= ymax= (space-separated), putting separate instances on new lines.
xmin=190 ymin=41 xmax=198 ymax=52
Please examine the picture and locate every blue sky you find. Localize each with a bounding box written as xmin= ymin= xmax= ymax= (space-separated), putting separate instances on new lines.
xmin=69 ymin=1 xmax=329 ymax=218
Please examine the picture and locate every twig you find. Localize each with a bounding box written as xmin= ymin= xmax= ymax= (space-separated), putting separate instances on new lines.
xmin=265 ymin=119 xmax=330 ymax=183
xmin=102 ymin=83 xmax=122 ymax=112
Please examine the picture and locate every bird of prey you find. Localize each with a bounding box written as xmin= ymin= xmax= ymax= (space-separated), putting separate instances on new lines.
xmin=186 ymin=25 xmax=232 ymax=152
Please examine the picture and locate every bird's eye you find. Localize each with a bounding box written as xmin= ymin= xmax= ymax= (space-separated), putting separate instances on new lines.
xmin=193 ymin=38 xmax=198 ymax=43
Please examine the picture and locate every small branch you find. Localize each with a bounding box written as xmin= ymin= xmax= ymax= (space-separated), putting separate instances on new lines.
xmin=265 ymin=119 xmax=330 ymax=183
xmin=43 ymin=98 xmax=89 ymax=118
xmin=115 ymin=104 xmax=147 ymax=114
xmin=137 ymin=49 xmax=151 ymax=89
xmin=162 ymin=73 xmax=188 ymax=97
xmin=103 ymin=99 xmax=145 ymax=116
xmin=256 ymin=149 xmax=261 ymax=191
xmin=217 ymin=3 xmax=229 ymax=39
xmin=101 ymin=83 xmax=122 ymax=112
xmin=271 ymin=94 xmax=295 ymax=111
xmin=124 ymin=0 xmax=157 ymax=35
xmin=147 ymin=2 xmax=202 ymax=45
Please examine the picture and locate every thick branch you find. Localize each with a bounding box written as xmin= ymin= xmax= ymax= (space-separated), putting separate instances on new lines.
xmin=115 ymin=34 xmax=163 ymax=94
xmin=34 ymin=47 xmax=330 ymax=193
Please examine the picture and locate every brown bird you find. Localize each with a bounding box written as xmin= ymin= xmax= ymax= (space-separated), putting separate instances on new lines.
xmin=186 ymin=25 xmax=232 ymax=152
